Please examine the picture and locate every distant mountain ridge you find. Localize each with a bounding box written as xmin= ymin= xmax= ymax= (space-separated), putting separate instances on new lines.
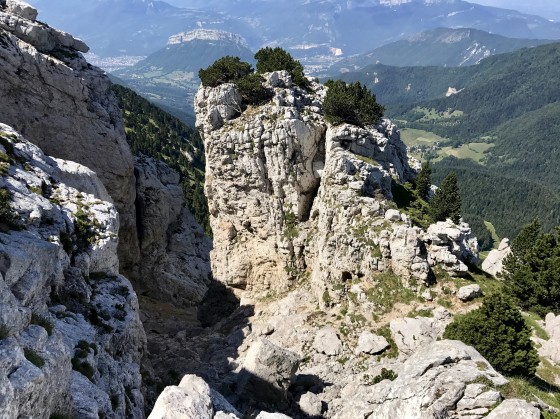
xmin=28 ymin=0 xmax=560 ymax=62
xmin=114 ymin=29 xmax=255 ymax=118
xmin=329 ymin=28 xmax=553 ymax=73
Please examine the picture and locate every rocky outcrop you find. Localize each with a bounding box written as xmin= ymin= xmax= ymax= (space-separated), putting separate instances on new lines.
xmin=0 ymin=1 xmax=137 ymax=269
xmin=0 ymin=125 xmax=145 ymax=418
xmin=0 ymin=1 xmax=211 ymax=312
xmin=425 ymin=220 xmax=479 ymax=277
xmin=457 ymin=284 xmax=483 ymax=301
xmin=538 ymin=313 xmax=560 ymax=363
xmin=482 ymin=238 xmax=511 ymax=277
xmin=389 ymin=308 xmax=452 ymax=356
xmin=195 ymin=71 xmax=460 ymax=303
xmin=333 ymin=340 xmax=508 ymax=419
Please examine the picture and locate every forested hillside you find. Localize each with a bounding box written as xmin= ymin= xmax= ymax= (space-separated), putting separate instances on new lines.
xmin=112 ymin=84 xmax=210 ymax=233
xmin=335 ymin=42 xmax=560 ymax=243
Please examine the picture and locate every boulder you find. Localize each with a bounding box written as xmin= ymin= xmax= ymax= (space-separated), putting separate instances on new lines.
xmin=425 ymin=220 xmax=479 ymax=277
xmin=298 ymin=392 xmax=323 ymax=417
xmin=485 ymin=399 xmax=540 ymax=419
xmin=384 ymin=209 xmax=401 ymax=221
xmin=389 ymin=314 xmax=450 ymax=356
xmin=238 ymin=338 xmax=301 ymax=404
xmin=457 ymin=284 xmax=483 ymax=302
xmin=355 ymin=331 xmax=390 ymax=355
xmin=538 ymin=313 xmax=560 ymax=363
xmin=313 ymin=327 xmax=343 ymax=356
xmin=149 ymin=375 xmax=213 ymax=419
xmin=482 ymin=238 xmax=511 ymax=277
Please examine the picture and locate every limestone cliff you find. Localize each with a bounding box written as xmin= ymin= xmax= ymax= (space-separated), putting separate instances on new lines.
xmin=195 ymin=71 xmax=477 ymax=302
xmin=0 ymin=124 xmax=145 ymax=418
xmin=0 ymin=0 xmax=210 ymax=307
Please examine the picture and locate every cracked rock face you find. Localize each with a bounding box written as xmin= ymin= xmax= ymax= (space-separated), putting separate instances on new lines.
xmin=0 ymin=124 xmax=145 ymax=418
xmin=0 ymin=1 xmax=137 ymax=272
xmin=195 ymin=71 xmax=477 ymax=303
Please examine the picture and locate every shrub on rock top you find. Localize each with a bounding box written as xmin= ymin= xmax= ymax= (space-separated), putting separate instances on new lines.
xmin=254 ymin=46 xmax=308 ymax=88
xmin=323 ymin=79 xmax=384 ymax=127
xmin=198 ymin=56 xmax=252 ymax=88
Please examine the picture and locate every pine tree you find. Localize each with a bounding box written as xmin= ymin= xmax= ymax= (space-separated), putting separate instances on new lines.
xmin=443 ymin=292 xmax=539 ymax=377
xmin=430 ymin=171 xmax=461 ymax=223
xmin=503 ymin=219 xmax=560 ymax=316
xmin=415 ymin=161 xmax=432 ymax=200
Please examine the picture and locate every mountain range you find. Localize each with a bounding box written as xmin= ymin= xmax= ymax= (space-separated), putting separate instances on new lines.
xmin=335 ymin=42 xmax=560 ymax=244
xmin=28 ymin=0 xmax=560 ymax=62
xmin=328 ymin=28 xmax=553 ymax=73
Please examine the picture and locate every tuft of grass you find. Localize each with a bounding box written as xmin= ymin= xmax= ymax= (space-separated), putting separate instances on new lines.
xmin=24 ymin=348 xmax=45 ymax=368
xmin=366 ymin=271 xmax=417 ymax=314
xmin=407 ymin=308 xmax=434 ymax=318
xmin=31 ymin=313 xmax=54 ymax=336
xmin=437 ymin=298 xmax=453 ymax=309
xmin=523 ymin=312 xmax=549 ymax=341
xmin=375 ymin=325 xmax=398 ymax=359
xmin=498 ymin=376 xmax=560 ymax=416
xmin=0 ymin=324 xmax=10 ymax=339
xmin=71 ymin=356 xmax=95 ymax=381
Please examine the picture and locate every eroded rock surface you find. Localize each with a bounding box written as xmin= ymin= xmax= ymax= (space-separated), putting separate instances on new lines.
xmin=482 ymin=238 xmax=511 ymax=277
xmin=0 ymin=125 xmax=145 ymax=418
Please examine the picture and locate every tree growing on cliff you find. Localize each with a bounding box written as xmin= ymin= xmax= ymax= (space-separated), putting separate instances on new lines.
xmin=323 ymin=80 xmax=384 ymax=127
xmin=503 ymin=219 xmax=560 ymax=316
xmin=443 ymin=292 xmax=539 ymax=377
xmin=254 ymin=47 xmax=308 ymax=88
xmin=198 ymin=56 xmax=252 ymax=87
xmin=415 ymin=161 xmax=432 ymax=200
xmin=430 ymin=171 xmax=461 ymax=223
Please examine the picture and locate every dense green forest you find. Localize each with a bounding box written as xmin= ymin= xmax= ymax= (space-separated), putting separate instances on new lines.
xmin=112 ymin=84 xmax=210 ymax=233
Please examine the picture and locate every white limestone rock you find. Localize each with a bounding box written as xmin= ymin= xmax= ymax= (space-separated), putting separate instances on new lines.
xmin=313 ymin=327 xmax=343 ymax=356
xmin=333 ymin=340 xmax=508 ymax=418
xmin=355 ymin=331 xmax=389 ymax=355
xmin=482 ymin=238 xmax=511 ymax=277
xmin=0 ymin=125 xmax=145 ymax=418
xmin=426 ymin=220 xmax=479 ymax=277
xmin=457 ymin=284 xmax=483 ymax=301
xmin=389 ymin=310 xmax=452 ymax=356
xmin=539 ymin=313 xmax=560 ymax=363
xmin=149 ymin=375 xmax=214 ymax=419
xmin=5 ymin=0 xmax=37 ymax=20
xmin=298 ymin=392 xmax=322 ymax=417
xmin=238 ymin=338 xmax=301 ymax=404
xmin=485 ymin=399 xmax=540 ymax=418
xmin=131 ymin=156 xmax=211 ymax=307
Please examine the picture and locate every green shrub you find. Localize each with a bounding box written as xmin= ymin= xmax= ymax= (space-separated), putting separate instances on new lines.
xmin=24 ymin=348 xmax=45 ymax=368
xmin=235 ymin=73 xmax=273 ymax=105
xmin=323 ymin=80 xmax=384 ymax=127
xmin=198 ymin=56 xmax=252 ymax=88
xmin=443 ymin=292 xmax=539 ymax=376
xmin=74 ymin=208 xmax=97 ymax=252
xmin=71 ymin=356 xmax=95 ymax=381
xmin=254 ymin=47 xmax=308 ymax=88
xmin=372 ymin=368 xmax=398 ymax=384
